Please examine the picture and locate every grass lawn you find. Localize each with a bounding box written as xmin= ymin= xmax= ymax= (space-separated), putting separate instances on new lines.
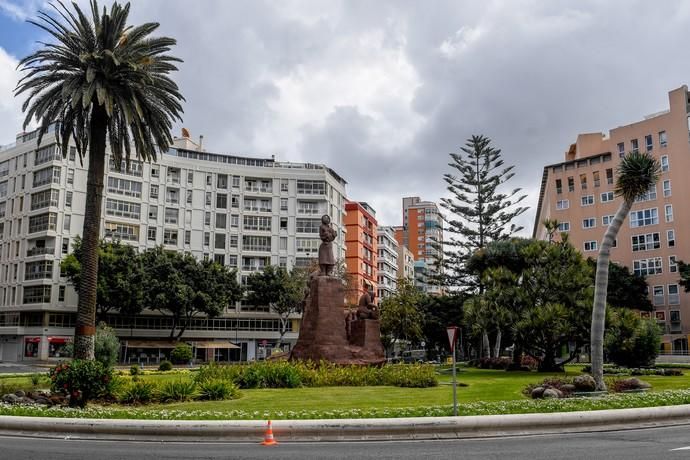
xmin=4 ymin=365 xmax=690 ymax=419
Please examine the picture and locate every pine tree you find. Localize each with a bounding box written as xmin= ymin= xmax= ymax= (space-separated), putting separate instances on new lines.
xmin=440 ymin=135 xmax=528 ymax=290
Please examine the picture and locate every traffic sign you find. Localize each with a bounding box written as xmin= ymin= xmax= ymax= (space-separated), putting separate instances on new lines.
xmin=446 ymin=326 xmax=458 ymax=353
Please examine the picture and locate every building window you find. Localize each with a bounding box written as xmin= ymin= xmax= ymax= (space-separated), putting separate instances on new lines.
xmin=65 ymin=191 xmax=72 ymax=207
xmin=150 ymin=184 xmax=159 ymax=199
xmin=163 ymin=229 xmax=178 ymax=245
xmin=164 ymin=208 xmax=178 ymax=224
xmin=215 ymin=233 xmax=226 ymax=249
xmin=665 ymin=204 xmax=673 ymax=223
xmin=280 ymin=198 xmax=288 ymax=211
xmin=567 ymin=176 xmax=574 ymax=192
xmin=659 ymin=131 xmax=667 ymax=147
xmin=617 ymin=142 xmax=625 ymax=157
xmin=556 ymin=199 xmax=569 ymax=210
xmin=668 ymin=229 xmax=675 ymax=247
xmin=205 ymin=192 xmax=211 ymax=206
xmin=584 ymin=241 xmax=597 ymax=252
xmin=231 ymin=194 xmax=240 ymax=208
xmin=279 ymin=236 xmax=288 ymax=250
xmin=106 ymin=198 xmax=142 ymax=219
xmin=653 ymin=286 xmax=664 ymax=306
xmin=67 ymin=168 xmax=74 ymax=185
xmin=204 ymin=232 xmax=210 ymax=246
xmin=580 ymin=195 xmax=594 ymax=206
xmin=216 ymin=193 xmax=227 ymax=209
xmin=606 ymin=168 xmax=613 ymax=185
xmin=242 ymin=235 xmax=272 ymax=252
xmin=661 ymin=155 xmax=669 ymax=172
xmin=592 ymin=171 xmax=600 ymax=188
xmin=582 ymin=218 xmax=596 ymax=229
xmin=557 ymin=222 xmax=570 ymax=232
xmin=186 ymin=190 xmax=193 ymax=204
xmin=107 ymin=177 xmax=142 ymax=198
xmin=184 ymin=230 xmax=191 ymax=245
xmin=633 ymin=257 xmax=662 ymax=277
xmin=670 ymin=256 xmax=678 ymax=273
xmin=166 ymin=188 xmax=179 ymax=204
xmin=669 ymin=284 xmax=680 ymax=305
xmin=23 ymin=285 xmax=51 ymax=304
xmin=600 ymin=191 xmax=614 ymax=202
xmin=213 ymin=254 xmax=225 ymax=265
xmin=69 ymin=147 xmax=76 ymax=161
xmin=231 ymin=214 xmax=239 ymax=228
xmin=206 ymin=174 xmax=212 ymax=186
xmin=645 ymin=134 xmax=653 ymax=151
xmin=149 ymin=205 xmax=158 ymax=220
xmin=151 ymin=167 xmax=159 ymax=178
xmin=663 ymin=180 xmax=671 ymax=197
xmin=147 ymin=227 xmax=156 ymax=241
xmin=187 ymin=171 xmax=193 ymax=185
xmin=629 ymin=208 xmax=658 ymax=228
xmin=602 ymin=215 xmax=614 ymax=226
xmin=280 ymin=217 xmax=288 ymax=230
xmin=630 ymin=139 xmax=639 ymax=153
xmin=243 ymin=215 xmax=271 ymax=231
xmin=579 ymin=174 xmax=587 ymax=190
xmin=631 ymin=232 xmax=660 ymax=251
xmin=63 ymin=214 xmax=71 ymax=231
xmin=230 ymin=235 xmax=238 ymax=249
xmin=58 ymin=286 xmax=66 ymax=302
xmin=62 ymin=238 xmax=69 ymax=254
xmin=232 ymin=175 xmax=240 ymax=188
xmin=217 ymin=174 xmax=228 ymax=189
xmin=215 ymin=213 xmax=227 ymax=229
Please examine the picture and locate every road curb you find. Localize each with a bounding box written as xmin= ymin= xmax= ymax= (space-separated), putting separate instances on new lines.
xmin=1 ymin=405 xmax=690 ymax=442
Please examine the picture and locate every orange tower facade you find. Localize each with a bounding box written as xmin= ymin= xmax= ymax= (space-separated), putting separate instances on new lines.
xmin=344 ymin=201 xmax=378 ymax=304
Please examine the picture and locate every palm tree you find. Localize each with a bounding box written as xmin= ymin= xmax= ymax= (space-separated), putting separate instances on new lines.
xmin=590 ymin=151 xmax=660 ymax=390
xmin=15 ymin=1 xmax=184 ymax=359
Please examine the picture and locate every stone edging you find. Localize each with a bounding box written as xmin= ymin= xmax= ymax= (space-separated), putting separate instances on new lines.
xmin=1 ymin=405 xmax=690 ymax=442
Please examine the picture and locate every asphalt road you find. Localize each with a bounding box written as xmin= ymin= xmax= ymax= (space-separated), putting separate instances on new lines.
xmin=4 ymin=424 xmax=690 ymax=460
xmin=0 ymin=363 xmax=47 ymax=374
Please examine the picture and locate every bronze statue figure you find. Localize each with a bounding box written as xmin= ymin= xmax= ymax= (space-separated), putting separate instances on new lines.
xmin=357 ymin=287 xmax=379 ymax=320
xmin=318 ymin=214 xmax=336 ymax=276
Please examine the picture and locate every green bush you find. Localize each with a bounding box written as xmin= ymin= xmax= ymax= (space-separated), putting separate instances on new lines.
xmin=49 ymin=360 xmax=113 ymax=407
xmin=120 ymin=381 xmax=158 ymax=404
xmin=158 ymin=380 xmax=197 ymax=402
xmin=606 ymin=309 xmax=661 ymax=368
xmin=158 ymin=360 xmax=173 ymax=371
xmin=30 ymin=373 xmax=42 ymax=386
xmin=130 ymin=364 xmax=141 ymax=376
xmin=198 ymin=379 xmax=240 ymax=400
xmin=94 ymin=322 xmax=120 ymax=368
xmin=171 ymin=344 xmax=193 ymax=364
xmin=194 ymin=360 xmax=438 ymax=389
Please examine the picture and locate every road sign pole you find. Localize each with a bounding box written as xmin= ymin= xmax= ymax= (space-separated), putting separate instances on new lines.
xmin=447 ymin=326 xmax=458 ymax=416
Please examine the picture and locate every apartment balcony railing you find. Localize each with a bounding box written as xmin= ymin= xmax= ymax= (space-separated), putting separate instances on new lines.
xmin=27 ymin=247 xmax=54 ymax=257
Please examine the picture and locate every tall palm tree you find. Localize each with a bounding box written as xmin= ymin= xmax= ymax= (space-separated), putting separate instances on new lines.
xmin=15 ymin=1 xmax=184 ymax=359
xmin=590 ymin=151 xmax=660 ymax=390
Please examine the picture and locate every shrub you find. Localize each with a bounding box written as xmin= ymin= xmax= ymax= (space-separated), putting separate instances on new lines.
xmin=130 ymin=364 xmax=141 ymax=376
xmin=94 ymin=322 xmax=120 ymax=368
xmin=198 ymin=379 xmax=240 ymax=401
xmin=171 ymin=344 xmax=193 ymax=364
xmin=523 ymin=377 xmax=575 ymax=398
xmin=605 ymin=309 xmax=661 ymax=368
xmin=607 ymin=377 xmax=651 ymax=393
xmin=49 ymin=360 xmax=113 ymax=407
xmin=158 ymin=380 xmax=197 ymax=402
xmin=158 ymin=360 xmax=173 ymax=371
xmin=30 ymin=373 xmax=42 ymax=386
xmin=467 ymin=357 xmax=512 ymax=370
xmin=194 ymin=361 xmax=244 ymax=384
xmin=120 ymin=381 xmax=158 ymax=404
xmin=238 ymin=360 xmax=302 ymax=389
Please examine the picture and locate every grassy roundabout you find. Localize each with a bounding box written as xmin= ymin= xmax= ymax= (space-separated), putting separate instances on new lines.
xmin=2 ymin=364 xmax=690 ymax=420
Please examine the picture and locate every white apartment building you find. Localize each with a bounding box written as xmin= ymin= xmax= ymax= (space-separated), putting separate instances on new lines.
xmin=0 ymin=126 xmax=347 ymax=362
xmin=376 ymin=226 xmax=399 ymax=300
xmin=397 ymin=245 xmax=414 ymax=281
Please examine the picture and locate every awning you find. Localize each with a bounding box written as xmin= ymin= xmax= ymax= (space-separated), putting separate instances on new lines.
xmin=190 ymin=341 xmax=240 ymax=349
xmin=124 ymin=340 xmax=179 ymax=349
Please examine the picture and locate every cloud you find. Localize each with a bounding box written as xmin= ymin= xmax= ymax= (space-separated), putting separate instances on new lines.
xmin=4 ymin=0 xmax=690 ymax=234
xmin=0 ymin=46 xmax=25 ymax=144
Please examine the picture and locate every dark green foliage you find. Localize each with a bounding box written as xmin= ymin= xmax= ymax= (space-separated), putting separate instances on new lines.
xmin=198 ymin=379 xmax=240 ymax=400
xmin=468 ymin=357 xmax=513 ymax=369
xmin=158 ymin=380 xmax=197 ymax=402
xmin=49 ymin=360 xmax=113 ymax=407
xmin=142 ymin=247 xmax=243 ymax=339
xmin=440 ymin=135 xmax=528 ymax=289
xmin=94 ymin=322 xmax=120 ymax=367
xmin=419 ymin=294 xmax=465 ymax=356
xmin=171 ymin=344 xmax=193 ymax=364
xmin=678 ymin=260 xmax=690 ymax=293
xmin=129 ymin=364 xmax=140 ymax=376
xmin=61 ymin=239 xmax=145 ymax=319
xmin=194 ymin=361 xmax=438 ymax=389
xmin=30 ymin=374 xmax=42 ymax=386
xmin=605 ymin=309 xmax=661 ymax=368
xmin=246 ymin=266 xmax=308 ymax=346
xmin=120 ymin=381 xmax=157 ymax=404
xmin=586 ymin=259 xmax=652 ymax=311
xmin=158 ymin=360 xmax=173 ymax=371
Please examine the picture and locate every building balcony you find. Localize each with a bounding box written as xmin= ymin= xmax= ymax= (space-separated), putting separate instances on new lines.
xmin=26 ymin=246 xmax=55 ymax=257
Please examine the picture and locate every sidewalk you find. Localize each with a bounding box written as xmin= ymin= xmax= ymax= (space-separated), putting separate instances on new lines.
xmin=1 ymin=405 xmax=690 ymax=442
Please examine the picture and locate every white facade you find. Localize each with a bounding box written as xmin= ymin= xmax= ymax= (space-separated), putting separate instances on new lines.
xmin=0 ymin=127 xmax=347 ymax=362
xmin=376 ymin=226 xmax=398 ymax=300
xmin=397 ymin=244 xmax=414 ymax=281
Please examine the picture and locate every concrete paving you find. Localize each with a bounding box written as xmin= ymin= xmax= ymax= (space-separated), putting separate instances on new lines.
xmin=0 ymin=362 xmax=47 ymax=374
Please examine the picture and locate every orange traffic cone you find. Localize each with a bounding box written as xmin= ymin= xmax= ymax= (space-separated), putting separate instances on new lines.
xmin=261 ymin=420 xmax=278 ymax=446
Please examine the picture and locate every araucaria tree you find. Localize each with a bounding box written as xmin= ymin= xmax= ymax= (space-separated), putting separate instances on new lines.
xmin=441 ymin=135 xmax=528 ymax=289
xmin=591 ymin=151 xmax=660 ymax=390
xmin=15 ymin=1 xmax=184 ymax=359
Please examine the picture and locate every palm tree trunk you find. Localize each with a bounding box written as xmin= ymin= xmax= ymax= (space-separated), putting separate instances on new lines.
xmin=482 ymin=331 xmax=490 ymax=358
xmin=74 ymin=104 xmax=107 ymax=360
xmin=591 ymin=199 xmax=632 ymax=390
xmin=494 ymin=329 xmax=502 ymax=358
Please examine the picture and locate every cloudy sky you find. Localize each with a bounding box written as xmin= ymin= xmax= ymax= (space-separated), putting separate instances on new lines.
xmin=2 ymin=1 xmax=690 ymax=233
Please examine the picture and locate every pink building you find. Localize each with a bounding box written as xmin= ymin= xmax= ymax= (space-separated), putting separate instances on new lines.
xmin=534 ymin=86 xmax=690 ymax=353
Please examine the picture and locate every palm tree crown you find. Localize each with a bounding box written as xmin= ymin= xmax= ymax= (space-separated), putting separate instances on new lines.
xmin=15 ymin=0 xmax=184 ymax=162
xmin=614 ymin=151 xmax=661 ymax=203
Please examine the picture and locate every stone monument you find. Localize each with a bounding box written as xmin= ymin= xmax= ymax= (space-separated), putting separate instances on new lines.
xmin=290 ymin=215 xmax=385 ymax=365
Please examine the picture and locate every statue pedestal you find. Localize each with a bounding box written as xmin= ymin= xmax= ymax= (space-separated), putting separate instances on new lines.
xmin=290 ymin=276 xmax=385 ymax=365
